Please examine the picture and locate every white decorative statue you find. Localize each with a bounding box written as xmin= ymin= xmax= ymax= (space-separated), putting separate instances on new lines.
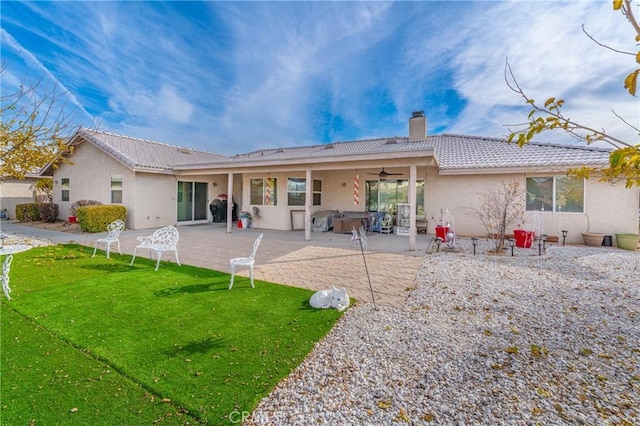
xmin=309 ymin=286 xmax=350 ymax=311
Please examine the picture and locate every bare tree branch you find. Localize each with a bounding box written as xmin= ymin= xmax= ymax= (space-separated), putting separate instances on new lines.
xmin=505 ymin=1 xmax=640 ymax=187
xmin=612 ymin=109 xmax=640 ymax=134
xmin=504 ymin=60 xmax=631 ymax=149
xmin=0 ymin=68 xmax=90 ymax=178
xmin=581 ymin=25 xmax=635 ymax=56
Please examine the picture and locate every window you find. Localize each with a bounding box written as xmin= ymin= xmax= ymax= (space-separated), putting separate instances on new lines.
xmin=526 ymin=176 xmax=584 ymax=212
xmin=365 ymin=181 xmax=379 ymax=211
xmin=111 ymin=176 xmax=123 ymax=204
xmin=287 ymin=178 xmax=322 ymax=206
xmin=555 ymin=176 xmax=584 ymax=212
xmin=365 ymin=179 xmax=425 ymax=215
xmin=250 ymin=178 xmax=277 ymax=206
xmin=61 ymin=178 xmax=70 ymax=202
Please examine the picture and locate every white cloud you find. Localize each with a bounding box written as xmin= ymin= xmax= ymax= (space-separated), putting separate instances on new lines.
xmin=2 ymin=1 xmax=637 ymax=155
xmin=445 ymin=1 xmax=638 ymax=146
xmin=0 ymin=28 xmax=94 ymax=122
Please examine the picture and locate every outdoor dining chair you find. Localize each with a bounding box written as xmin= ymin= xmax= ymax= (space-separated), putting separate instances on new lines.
xmin=92 ymin=219 xmax=125 ymax=259
xmin=229 ymin=233 xmax=263 ymax=289
xmin=351 ymin=226 xmax=368 ymax=251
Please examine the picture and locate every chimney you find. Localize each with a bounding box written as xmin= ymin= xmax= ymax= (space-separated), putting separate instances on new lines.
xmin=409 ymin=110 xmax=427 ymax=142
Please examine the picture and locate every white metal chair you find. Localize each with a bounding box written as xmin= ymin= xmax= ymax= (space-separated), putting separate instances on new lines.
xmin=229 ymin=233 xmax=263 ymax=289
xmin=129 ymin=226 xmax=181 ymax=271
xmin=2 ymin=255 xmax=14 ymax=300
xmin=92 ymin=219 xmax=125 ymax=259
xmin=351 ymin=226 xmax=368 ymax=251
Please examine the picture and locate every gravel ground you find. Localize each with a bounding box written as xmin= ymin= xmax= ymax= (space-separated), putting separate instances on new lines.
xmin=247 ymin=242 xmax=639 ymax=425
xmin=0 ymin=233 xmax=56 ymax=247
xmin=3 ymin=232 xmax=638 ymax=424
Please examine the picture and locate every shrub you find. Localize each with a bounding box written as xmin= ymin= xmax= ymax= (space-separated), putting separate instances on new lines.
xmin=466 ymin=180 xmax=525 ymax=253
xmin=70 ymin=200 xmax=102 ymax=216
xmin=77 ymin=205 xmax=127 ymax=233
xmin=15 ymin=203 xmax=41 ymax=222
xmin=38 ymin=203 xmax=59 ymax=223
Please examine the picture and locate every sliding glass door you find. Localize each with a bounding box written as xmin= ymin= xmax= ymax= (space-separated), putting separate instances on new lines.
xmin=365 ymin=179 xmax=425 ymax=216
xmin=177 ymin=181 xmax=208 ymax=222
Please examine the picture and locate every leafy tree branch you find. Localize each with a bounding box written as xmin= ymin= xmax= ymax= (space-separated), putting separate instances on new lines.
xmin=505 ymin=0 xmax=640 ymax=188
xmin=0 ymin=67 xmax=92 ymax=179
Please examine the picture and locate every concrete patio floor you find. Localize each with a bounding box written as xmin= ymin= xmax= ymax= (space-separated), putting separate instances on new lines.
xmin=1 ymin=222 xmax=431 ymax=308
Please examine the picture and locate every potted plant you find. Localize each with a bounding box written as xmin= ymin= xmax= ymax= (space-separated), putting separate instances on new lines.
xmin=615 ymin=233 xmax=639 ymax=251
xmin=513 ymin=229 xmax=535 ymax=248
xmin=581 ymin=214 xmax=605 ymax=246
xmin=581 ymin=232 xmax=605 ymax=246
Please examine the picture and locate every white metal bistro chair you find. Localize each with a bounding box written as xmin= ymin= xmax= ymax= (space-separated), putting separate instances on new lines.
xmin=129 ymin=226 xmax=181 ymax=271
xmin=351 ymin=226 xmax=368 ymax=251
xmin=2 ymin=254 xmax=14 ymax=300
xmin=229 ymin=233 xmax=263 ymax=289
xmin=92 ymin=219 xmax=125 ymax=259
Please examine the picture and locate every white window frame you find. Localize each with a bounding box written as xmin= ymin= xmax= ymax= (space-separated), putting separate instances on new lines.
xmin=287 ymin=178 xmax=322 ymax=206
xmin=111 ymin=175 xmax=123 ymax=204
xmin=61 ymin=178 xmax=70 ymax=202
xmin=250 ymin=178 xmax=277 ymax=206
xmin=526 ymin=176 xmax=584 ymax=213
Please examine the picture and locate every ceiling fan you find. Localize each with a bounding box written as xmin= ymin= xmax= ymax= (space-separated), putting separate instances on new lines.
xmin=368 ymin=168 xmax=403 ymax=180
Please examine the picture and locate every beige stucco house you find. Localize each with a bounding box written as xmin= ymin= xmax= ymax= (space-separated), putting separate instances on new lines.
xmin=42 ymin=113 xmax=639 ymax=250
xmin=0 ymin=174 xmax=49 ymax=220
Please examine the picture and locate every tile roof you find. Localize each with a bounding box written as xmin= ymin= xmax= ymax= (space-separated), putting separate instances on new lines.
xmin=229 ymin=137 xmax=432 ymax=163
xmin=76 ymin=128 xmax=228 ymax=171
xmin=75 ymin=128 xmax=611 ymax=173
xmin=227 ymin=134 xmax=610 ymax=170
xmin=427 ymin=134 xmax=611 ymax=171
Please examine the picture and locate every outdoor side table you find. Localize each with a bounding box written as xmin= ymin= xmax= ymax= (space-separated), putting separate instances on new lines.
xmin=1 ymin=245 xmax=32 ymax=300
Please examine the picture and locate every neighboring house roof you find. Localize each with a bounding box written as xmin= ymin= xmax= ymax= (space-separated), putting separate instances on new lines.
xmin=43 ymin=128 xmax=612 ymax=175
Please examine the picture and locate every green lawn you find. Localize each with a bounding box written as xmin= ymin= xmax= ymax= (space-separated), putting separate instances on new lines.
xmin=1 ymin=244 xmax=343 ymax=425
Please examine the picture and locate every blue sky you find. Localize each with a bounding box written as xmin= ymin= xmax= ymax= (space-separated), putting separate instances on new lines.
xmin=1 ymin=1 xmax=637 ymax=155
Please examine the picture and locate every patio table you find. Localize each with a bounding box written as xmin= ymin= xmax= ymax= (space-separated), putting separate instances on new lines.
xmin=1 ymin=244 xmax=31 ymax=300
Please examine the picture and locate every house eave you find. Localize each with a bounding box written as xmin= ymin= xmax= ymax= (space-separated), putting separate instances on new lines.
xmin=438 ymin=163 xmax=607 ymax=176
xmin=131 ymin=166 xmax=175 ymax=174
